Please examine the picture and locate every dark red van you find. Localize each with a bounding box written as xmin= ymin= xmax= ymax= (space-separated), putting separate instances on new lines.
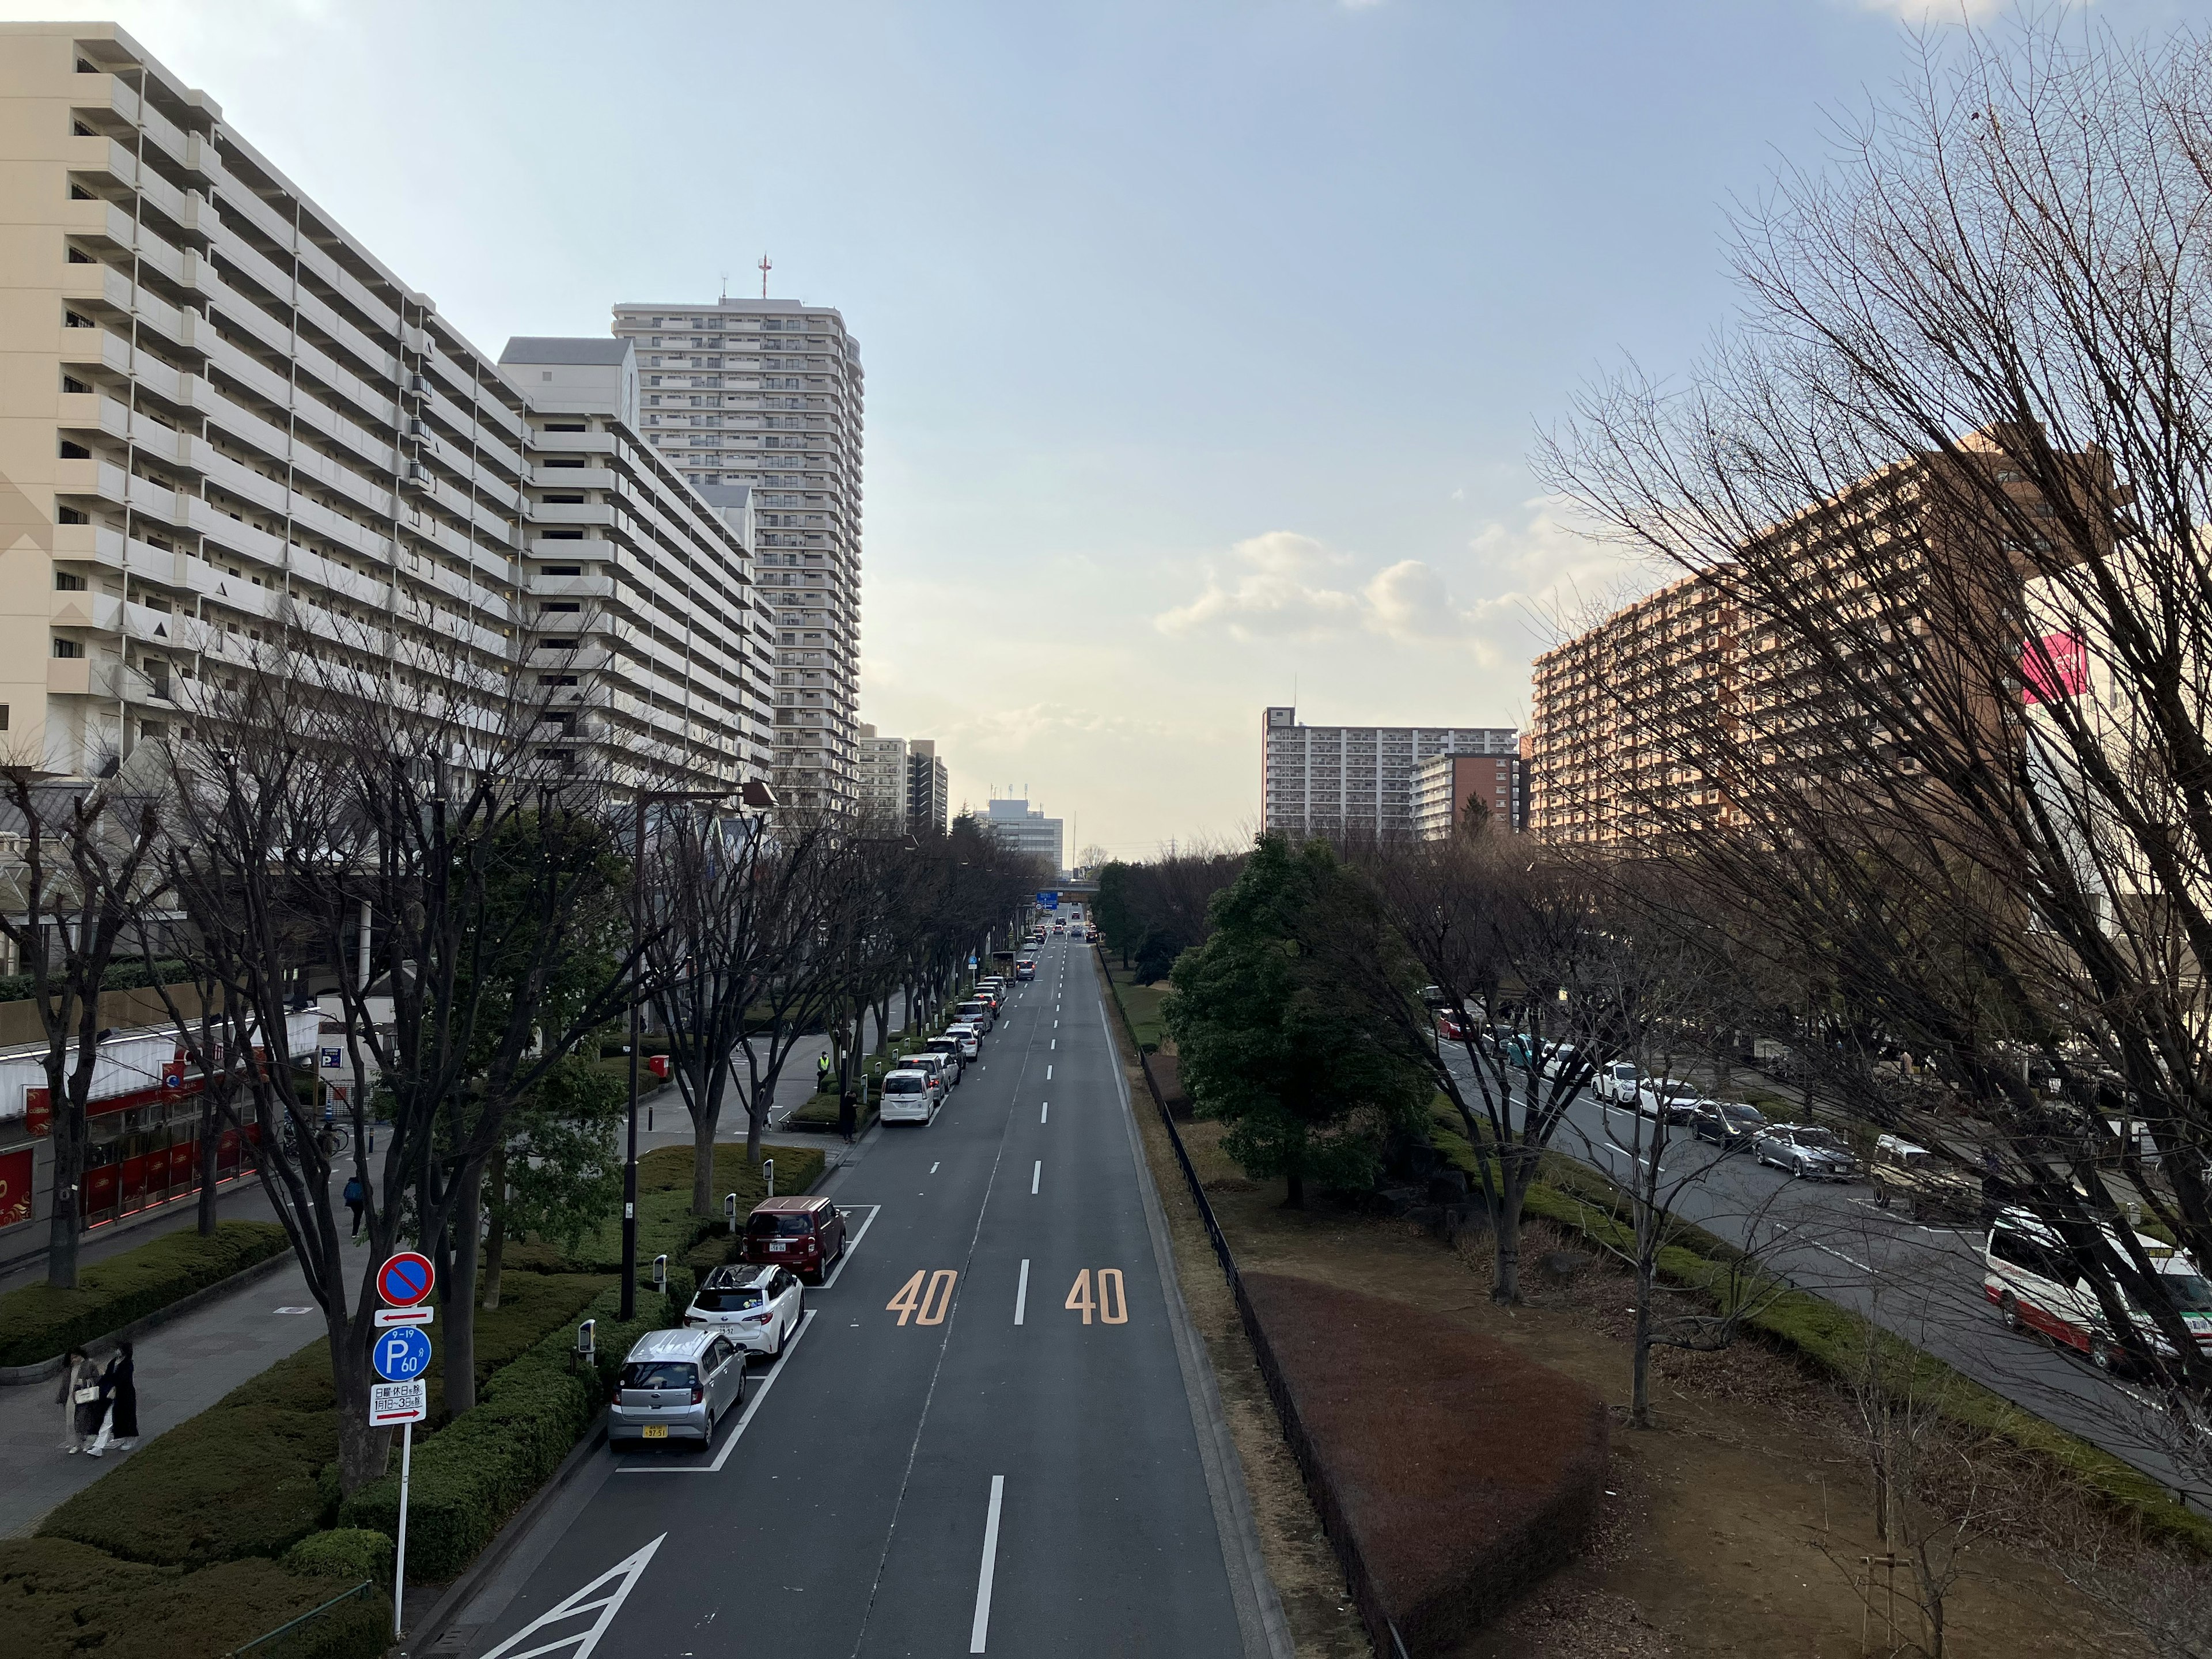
xmin=740 ymin=1196 xmax=849 ymax=1283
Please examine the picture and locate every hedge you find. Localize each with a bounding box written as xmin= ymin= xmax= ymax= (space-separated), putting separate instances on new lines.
xmin=507 ymin=1142 xmax=824 ymax=1277
xmin=283 ymin=1528 xmax=394 ymax=1582
xmin=0 ymin=959 xmax=189 ymax=1003
xmin=0 ymin=1537 xmax=390 ymax=1659
xmin=1241 ymin=1271 xmax=1608 ymax=1654
xmin=41 ymin=1271 xmax=613 ymax=1569
xmin=339 ymin=1271 xmax=692 ymax=1580
xmin=0 ymin=1220 xmax=291 ymax=1366
xmin=1424 ymin=1099 xmax=2212 ymax=1554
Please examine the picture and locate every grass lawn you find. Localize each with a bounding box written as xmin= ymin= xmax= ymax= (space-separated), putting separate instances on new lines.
xmin=1104 ymin=962 xmax=1171 ymax=1049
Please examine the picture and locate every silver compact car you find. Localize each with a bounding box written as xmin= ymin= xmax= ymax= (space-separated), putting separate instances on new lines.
xmin=1753 ymin=1122 xmax=1860 ymax=1180
xmin=610 ymin=1328 xmax=746 ymax=1448
xmin=687 ymin=1264 xmax=804 ymax=1360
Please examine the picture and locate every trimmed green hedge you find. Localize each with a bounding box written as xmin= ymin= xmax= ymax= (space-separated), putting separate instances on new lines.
xmin=506 ymin=1142 xmax=824 ymax=1277
xmin=0 ymin=959 xmax=189 ymax=1003
xmin=0 ymin=1220 xmax=291 ymax=1367
xmin=340 ymin=1272 xmax=692 ymax=1580
xmin=0 ymin=1537 xmax=390 ymax=1659
xmin=283 ymin=1528 xmax=393 ymax=1582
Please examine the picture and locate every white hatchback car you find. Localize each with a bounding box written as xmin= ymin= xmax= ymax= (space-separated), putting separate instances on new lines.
xmin=686 ymin=1263 xmax=804 ymax=1361
xmin=880 ymin=1067 xmax=941 ymax=1124
xmin=1593 ymin=1061 xmax=1639 ymax=1104
xmin=945 ymin=1022 xmax=982 ymax=1060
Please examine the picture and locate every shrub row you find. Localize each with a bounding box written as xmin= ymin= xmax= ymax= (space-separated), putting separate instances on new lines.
xmin=0 ymin=1536 xmax=391 ymax=1659
xmin=0 ymin=1219 xmax=291 ymax=1366
xmin=507 ymin=1142 xmax=824 ymax=1277
xmin=1240 ymin=1271 xmax=1609 ymax=1655
xmin=0 ymin=959 xmax=189 ymax=1003
xmin=339 ymin=1272 xmax=692 ymax=1580
xmin=41 ymin=1271 xmax=615 ymax=1569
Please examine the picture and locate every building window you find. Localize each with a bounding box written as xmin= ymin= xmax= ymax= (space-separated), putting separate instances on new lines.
xmin=52 ymin=638 xmax=82 ymax=658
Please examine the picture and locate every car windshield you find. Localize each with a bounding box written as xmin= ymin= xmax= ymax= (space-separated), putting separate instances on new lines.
xmin=694 ymin=1287 xmax=764 ymax=1312
xmin=747 ymin=1213 xmax=813 ymax=1237
xmin=1794 ymin=1127 xmax=1844 ymax=1150
xmin=885 ymin=1075 xmax=923 ymax=1093
xmin=620 ymin=1361 xmax=696 ymax=1389
xmin=927 ymin=1039 xmax=957 ymax=1051
xmin=1725 ymin=1105 xmax=1764 ymax=1123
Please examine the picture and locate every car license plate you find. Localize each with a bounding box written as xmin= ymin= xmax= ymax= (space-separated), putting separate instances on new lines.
xmin=642 ymin=1425 xmax=668 ymax=1440
xmin=768 ymin=1241 xmax=786 ymax=1251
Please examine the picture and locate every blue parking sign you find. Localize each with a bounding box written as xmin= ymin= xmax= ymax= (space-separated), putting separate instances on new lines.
xmin=372 ymin=1325 xmax=433 ymax=1382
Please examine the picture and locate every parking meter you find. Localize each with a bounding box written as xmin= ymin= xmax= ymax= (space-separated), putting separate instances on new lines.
xmin=653 ymin=1253 xmax=668 ymax=1294
xmin=763 ymin=1157 xmax=775 ymax=1198
xmin=724 ymin=1192 xmax=738 ymax=1232
xmin=573 ymin=1317 xmax=595 ymax=1374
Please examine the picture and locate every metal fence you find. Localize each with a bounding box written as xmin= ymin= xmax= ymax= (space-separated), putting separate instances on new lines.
xmin=1101 ymin=952 xmax=1408 ymax=1659
xmin=227 ymin=1581 xmax=378 ymax=1659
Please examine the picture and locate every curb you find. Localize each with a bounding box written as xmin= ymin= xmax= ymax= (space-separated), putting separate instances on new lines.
xmin=400 ymin=1417 xmax=611 ymax=1658
xmin=0 ymin=1249 xmax=296 ymax=1386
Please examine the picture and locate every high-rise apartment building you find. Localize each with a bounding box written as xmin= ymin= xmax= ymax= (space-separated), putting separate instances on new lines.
xmin=1412 ymin=751 xmax=1524 ymax=840
xmin=855 ymin=724 xmax=907 ymax=827
xmin=983 ymin=797 xmax=1062 ymax=874
xmin=609 ymin=298 xmax=862 ymax=810
xmin=1261 ymin=708 xmax=1518 ymax=840
xmin=0 ymin=24 xmax=772 ymax=789
xmin=907 ymin=738 xmax=949 ymax=838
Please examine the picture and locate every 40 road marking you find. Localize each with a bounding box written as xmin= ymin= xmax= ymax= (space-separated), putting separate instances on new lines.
xmin=887 ymin=1268 xmax=958 ymax=1326
xmin=1063 ymin=1268 xmax=1128 ymax=1325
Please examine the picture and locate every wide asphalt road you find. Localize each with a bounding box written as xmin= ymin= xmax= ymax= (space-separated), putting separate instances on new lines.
xmin=449 ymin=930 xmax=1282 ymax=1659
xmin=1442 ymin=1048 xmax=2211 ymax=1509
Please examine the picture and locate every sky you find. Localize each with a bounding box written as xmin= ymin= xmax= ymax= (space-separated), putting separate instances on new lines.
xmin=5 ymin=0 xmax=2194 ymax=858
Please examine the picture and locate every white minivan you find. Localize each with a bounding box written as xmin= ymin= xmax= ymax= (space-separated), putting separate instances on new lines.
xmin=1984 ymin=1206 xmax=2212 ymax=1372
xmin=879 ymin=1067 xmax=941 ymax=1125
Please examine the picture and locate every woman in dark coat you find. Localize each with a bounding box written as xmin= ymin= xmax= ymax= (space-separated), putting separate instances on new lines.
xmin=837 ymin=1086 xmax=858 ymax=1145
xmin=105 ymin=1342 xmax=137 ymax=1445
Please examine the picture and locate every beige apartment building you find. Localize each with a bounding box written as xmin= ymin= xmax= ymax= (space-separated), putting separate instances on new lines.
xmin=0 ymin=24 xmax=772 ymax=786
xmin=856 ymin=723 xmax=906 ymax=827
xmin=1262 ymin=706 xmax=1518 ymax=841
xmin=1411 ymin=749 xmax=1524 ymax=840
xmin=609 ymin=298 xmax=862 ymax=810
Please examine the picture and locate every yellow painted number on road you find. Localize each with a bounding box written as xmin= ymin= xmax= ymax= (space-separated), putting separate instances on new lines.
xmin=888 ymin=1268 xmax=959 ymax=1327
xmin=1065 ymin=1268 xmax=1129 ymax=1325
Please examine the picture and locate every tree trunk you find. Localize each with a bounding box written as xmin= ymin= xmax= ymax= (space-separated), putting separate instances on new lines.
xmin=691 ymin=1105 xmax=719 ymax=1219
xmin=1491 ymin=1174 xmax=1527 ymax=1304
xmin=442 ymin=1161 xmax=484 ymax=1417
xmin=481 ymin=1146 xmax=506 ymax=1312
xmin=195 ymin=1103 xmax=221 ymax=1237
xmin=332 ymin=1328 xmax=391 ymax=1495
xmin=1283 ymin=1168 xmax=1305 ymax=1209
xmin=1631 ymin=1251 xmax=1656 ymax=1427
xmin=46 ymin=1097 xmax=81 ymax=1289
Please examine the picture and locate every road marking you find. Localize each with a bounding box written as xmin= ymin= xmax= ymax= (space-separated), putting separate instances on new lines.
xmin=817 ymin=1205 xmax=880 ymax=1290
xmin=1014 ymin=1258 xmax=1029 ymax=1325
xmin=1050 ymin=1039 xmax=1056 ymax=1050
xmin=1813 ymin=1243 xmax=1873 ymax=1273
xmin=1040 ymin=1100 xmax=1048 ymax=1123
xmin=930 ymin=1162 xmax=940 ymax=1174
xmin=919 ymin=1268 xmax=957 ymax=1325
xmin=479 ymin=1532 xmax=666 ymax=1657
xmin=1046 ymin=1064 xmax=1052 ymax=1080
xmin=623 ymin=1310 xmax=819 ymax=1475
xmin=1031 ymin=1160 xmax=1041 ymax=1195
xmin=969 ymin=1475 xmax=1006 ymax=1653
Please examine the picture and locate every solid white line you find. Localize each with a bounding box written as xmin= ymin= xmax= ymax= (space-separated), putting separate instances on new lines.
xmin=623 ymin=1309 xmax=817 ymax=1475
xmin=817 ymin=1205 xmax=881 ymax=1290
xmin=1031 ymin=1160 xmax=1041 ymax=1195
xmin=1014 ymin=1258 xmax=1029 ymax=1325
xmin=1813 ymin=1242 xmax=1873 ymax=1274
xmin=969 ymin=1475 xmax=1006 ymax=1652
xmin=1040 ymin=1100 xmax=1048 ymax=1123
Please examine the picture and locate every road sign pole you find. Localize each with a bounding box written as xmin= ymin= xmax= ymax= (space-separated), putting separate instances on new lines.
xmin=393 ymin=1419 xmax=413 ymax=1638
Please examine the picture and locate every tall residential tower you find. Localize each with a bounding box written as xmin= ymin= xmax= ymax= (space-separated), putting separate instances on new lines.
xmin=610 ymin=298 xmax=862 ymax=809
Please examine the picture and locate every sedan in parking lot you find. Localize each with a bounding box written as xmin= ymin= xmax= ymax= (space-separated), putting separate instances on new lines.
xmin=1752 ymin=1121 xmax=1859 ymax=1179
xmin=1691 ymin=1099 xmax=1768 ymax=1149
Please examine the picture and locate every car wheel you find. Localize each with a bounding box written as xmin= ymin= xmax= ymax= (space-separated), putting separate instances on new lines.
xmin=1874 ymin=1184 xmax=1893 ymax=1209
xmin=1999 ymin=1291 xmax=2024 ymax=1333
xmin=2089 ymin=1333 xmax=2116 ymax=1372
xmin=1793 ymin=1157 xmax=1806 ymax=1179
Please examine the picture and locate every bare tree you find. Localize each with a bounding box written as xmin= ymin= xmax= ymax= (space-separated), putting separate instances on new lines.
xmin=0 ymin=760 xmax=168 ymax=1287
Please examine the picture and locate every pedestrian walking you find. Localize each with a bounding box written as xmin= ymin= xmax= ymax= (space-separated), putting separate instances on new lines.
xmin=87 ymin=1341 xmax=137 ymax=1457
xmin=56 ymin=1347 xmax=100 ymax=1453
xmin=838 ymin=1086 xmax=858 ymax=1145
xmin=816 ymin=1051 xmax=832 ymax=1094
xmin=343 ymin=1172 xmax=367 ymax=1238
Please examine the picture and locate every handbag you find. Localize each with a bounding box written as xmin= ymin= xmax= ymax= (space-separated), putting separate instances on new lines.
xmin=73 ymin=1384 xmax=99 ymax=1405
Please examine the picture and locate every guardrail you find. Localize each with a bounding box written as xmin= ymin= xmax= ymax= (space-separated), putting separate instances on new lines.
xmin=226 ymin=1581 xmax=376 ymax=1658
xmin=1097 ymin=948 xmax=1409 ymax=1659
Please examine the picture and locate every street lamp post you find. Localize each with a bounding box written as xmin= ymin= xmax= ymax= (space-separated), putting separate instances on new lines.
xmin=621 ymin=777 xmax=777 ymax=1321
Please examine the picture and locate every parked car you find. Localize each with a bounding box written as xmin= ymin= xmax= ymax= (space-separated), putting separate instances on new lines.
xmin=739 ymin=1196 xmax=850 ymax=1282
xmin=1985 ymin=1206 xmax=2212 ymax=1373
xmin=686 ymin=1263 xmax=804 ymax=1360
xmin=610 ymin=1327 xmax=745 ymax=1448
xmin=922 ymin=1035 xmax=965 ymax=1082
xmin=1541 ymin=1044 xmax=1582 ymax=1082
xmin=1593 ymin=1061 xmax=1639 ymax=1104
xmin=1690 ymin=1098 xmax=1767 ymax=1149
xmin=945 ymin=1022 xmax=982 ymax=1061
xmin=1435 ymin=1009 xmax=1472 ymax=1043
xmin=878 ymin=1067 xmax=941 ymax=1126
xmin=955 ymin=998 xmax=994 ymax=1034
xmin=901 ymin=1052 xmax=954 ymax=1106
xmin=1870 ymin=1134 xmax=1983 ymax=1223
xmin=1635 ymin=1079 xmax=1701 ymax=1123
xmin=1752 ymin=1122 xmax=1859 ymax=1179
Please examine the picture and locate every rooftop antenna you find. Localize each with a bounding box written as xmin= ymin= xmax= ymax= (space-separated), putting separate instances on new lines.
xmin=719 ymin=270 xmax=729 ymax=302
xmin=758 ymin=252 xmax=772 ymax=298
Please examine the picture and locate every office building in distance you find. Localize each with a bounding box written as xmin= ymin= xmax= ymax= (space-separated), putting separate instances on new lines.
xmin=1261 ymin=707 xmax=1518 ymax=840
xmin=983 ymin=796 xmax=1062 ymax=875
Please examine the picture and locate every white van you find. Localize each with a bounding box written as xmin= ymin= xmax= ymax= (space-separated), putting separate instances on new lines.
xmin=1984 ymin=1206 xmax=2212 ymax=1372
xmin=879 ymin=1067 xmax=940 ymax=1126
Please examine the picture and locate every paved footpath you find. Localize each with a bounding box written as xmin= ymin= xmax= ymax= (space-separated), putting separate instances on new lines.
xmin=443 ymin=934 xmax=1283 ymax=1659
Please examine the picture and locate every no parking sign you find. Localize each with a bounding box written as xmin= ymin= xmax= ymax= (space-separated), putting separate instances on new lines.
xmin=377 ymin=1251 xmax=435 ymax=1308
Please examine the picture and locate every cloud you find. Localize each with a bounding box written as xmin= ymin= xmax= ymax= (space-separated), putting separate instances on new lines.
xmin=1851 ymin=0 xmax=2011 ymax=20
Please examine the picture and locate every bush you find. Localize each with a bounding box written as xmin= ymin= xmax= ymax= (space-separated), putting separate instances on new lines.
xmin=1241 ymin=1271 xmax=1608 ymax=1654
xmin=283 ymin=1527 xmax=393 ymax=1582
xmin=0 ymin=959 xmax=190 ymax=1003
xmin=0 ymin=1219 xmax=291 ymax=1366
xmin=0 ymin=1539 xmax=390 ymax=1659
xmin=339 ymin=1278 xmax=687 ymax=1581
